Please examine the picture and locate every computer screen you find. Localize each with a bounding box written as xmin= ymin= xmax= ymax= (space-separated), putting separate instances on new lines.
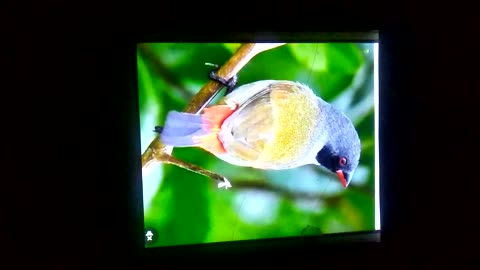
xmin=135 ymin=36 xmax=380 ymax=249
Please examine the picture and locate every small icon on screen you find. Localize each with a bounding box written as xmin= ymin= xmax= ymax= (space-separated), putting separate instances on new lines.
xmin=144 ymin=228 xmax=158 ymax=244
xmin=146 ymin=230 xmax=153 ymax=241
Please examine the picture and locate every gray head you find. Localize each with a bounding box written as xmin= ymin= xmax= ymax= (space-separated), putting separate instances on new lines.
xmin=314 ymin=104 xmax=361 ymax=188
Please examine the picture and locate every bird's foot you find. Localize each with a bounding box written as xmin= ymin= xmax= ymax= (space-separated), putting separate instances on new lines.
xmin=205 ymin=63 xmax=238 ymax=96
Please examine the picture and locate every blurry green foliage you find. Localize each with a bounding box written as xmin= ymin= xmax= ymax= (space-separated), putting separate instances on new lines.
xmin=138 ymin=43 xmax=377 ymax=248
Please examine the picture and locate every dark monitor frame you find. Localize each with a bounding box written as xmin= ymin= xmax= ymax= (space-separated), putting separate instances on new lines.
xmin=117 ymin=31 xmax=395 ymax=262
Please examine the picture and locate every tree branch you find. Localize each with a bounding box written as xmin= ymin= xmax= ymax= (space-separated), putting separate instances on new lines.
xmin=140 ymin=43 xmax=286 ymax=187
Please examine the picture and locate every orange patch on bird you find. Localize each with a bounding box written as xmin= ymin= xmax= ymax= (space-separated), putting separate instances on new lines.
xmin=194 ymin=105 xmax=236 ymax=155
xmin=193 ymin=132 xmax=227 ymax=154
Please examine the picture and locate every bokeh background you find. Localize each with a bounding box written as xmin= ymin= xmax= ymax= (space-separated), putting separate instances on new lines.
xmin=137 ymin=43 xmax=376 ymax=248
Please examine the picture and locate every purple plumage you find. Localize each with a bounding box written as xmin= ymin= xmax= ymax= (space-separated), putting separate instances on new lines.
xmin=159 ymin=111 xmax=207 ymax=147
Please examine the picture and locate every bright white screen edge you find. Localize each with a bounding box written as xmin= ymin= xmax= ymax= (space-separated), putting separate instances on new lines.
xmin=374 ymin=42 xmax=380 ymax=231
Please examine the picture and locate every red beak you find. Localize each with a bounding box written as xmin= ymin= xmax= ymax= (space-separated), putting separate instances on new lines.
xmin=336 ymin=170 xmax=347 ymax=188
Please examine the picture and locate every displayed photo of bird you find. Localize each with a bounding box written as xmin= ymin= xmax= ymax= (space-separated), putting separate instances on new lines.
xmin=156 ymin=70 xmax=361 ymax=188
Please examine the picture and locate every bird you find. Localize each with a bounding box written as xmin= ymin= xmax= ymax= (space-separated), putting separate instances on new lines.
xmin=155 ymin=71 xmax=361 ymax=188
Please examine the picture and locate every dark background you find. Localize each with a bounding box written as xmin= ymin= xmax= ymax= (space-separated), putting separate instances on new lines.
xmin=2 ymin=0 xmax=479 ymax=268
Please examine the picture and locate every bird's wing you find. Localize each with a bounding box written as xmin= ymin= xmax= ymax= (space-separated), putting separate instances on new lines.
xmin=219 ymin=81 xmax=320 ymax=169
xmin=219 ymin=92 xmax=274 ymax=166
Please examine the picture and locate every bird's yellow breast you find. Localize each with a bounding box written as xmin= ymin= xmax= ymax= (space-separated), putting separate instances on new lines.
xmin=257 ymin=84 xmax=320 ymax=167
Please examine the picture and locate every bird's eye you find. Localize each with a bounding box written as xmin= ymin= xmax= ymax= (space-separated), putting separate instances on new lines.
xmin=339 ymin=157 xmax=347 ymax=166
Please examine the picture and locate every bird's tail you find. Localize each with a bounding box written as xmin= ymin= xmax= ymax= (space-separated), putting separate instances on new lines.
xmin=158 ymin=105 xmax=235 ymax=155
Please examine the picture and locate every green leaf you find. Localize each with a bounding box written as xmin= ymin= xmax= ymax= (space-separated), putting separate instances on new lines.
xmin=341 ymin=190 xmax=375 ymax=231
xmin=321 ymin=207 xmax=353 ymax=233
xmin=324 ymin=43 xmax=364 ymax=74
xmin=316 ymin=72 xmax=356 ymax=101
xmin=300 ymin=225 xmax=323 ymax=236
xmin=148 ymin=43 xmax=194 ymax=67
xmin=145 ymin=163 xmax=210 ymax=247
xmin=137 ymin=51 xmax=166 ymax=152
xmin=237 ymin=45 xmax=303 ymax=83
xmin=222 ymin=43 xmax=242 ymax=54
xmin=169 ymin=44 xmax=233 ymax=82
xmin=136 ymin=51 xmax=153 ymax=114
xmin=289 ymin=43 xmax=328 ymax=72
